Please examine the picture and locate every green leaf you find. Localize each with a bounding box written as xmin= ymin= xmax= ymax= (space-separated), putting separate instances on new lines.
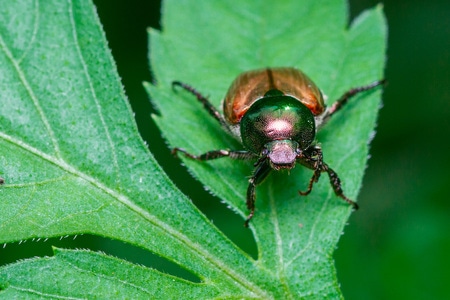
xmin=0 ymin=0 xmax=265 ymax=298
xmin=148 ymin=0 xmax=386 ymax=298
xmin=0 ymin=0 xmax=386 ymax=299
xmin=0 ymin=248 xmax=216 ymax=298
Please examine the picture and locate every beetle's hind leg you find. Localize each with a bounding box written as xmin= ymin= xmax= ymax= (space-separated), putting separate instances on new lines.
xmin=172 ymin=81 xmax=230 ymax=129
xmin=320 ymin=79 xmax=386 ymax=126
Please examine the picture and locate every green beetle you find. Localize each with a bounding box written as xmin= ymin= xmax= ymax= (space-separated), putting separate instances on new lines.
xmin=172 ymin=67 xmax=384 ymax=227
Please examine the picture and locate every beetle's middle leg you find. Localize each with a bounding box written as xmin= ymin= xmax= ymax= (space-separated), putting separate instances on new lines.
xmin=172 ymin=148 xmax=256 ymax=161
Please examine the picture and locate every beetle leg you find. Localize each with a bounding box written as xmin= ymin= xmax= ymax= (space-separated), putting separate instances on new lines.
xmin=172 ymin=81 xmax=230 ymax=129
xmin=320 ymin=79 xmax=386 ymax=126
xmin=322 ymin=163 xmax=359 ymax=210
xmin=298 ymin=168 xmax=321 ymax=196
xmin=297 ymin=146 xmax=323 ymax=196
xmin=298 ymin=146 xmax=358 ymax=209
xmin=172 ymin=148 xmax=256 ymax=161
xmin=245 ymin=160 xmax=271 ymax=227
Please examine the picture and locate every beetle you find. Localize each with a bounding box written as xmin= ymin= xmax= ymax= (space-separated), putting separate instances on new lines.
xmin=172 ymin=67 xmax=384 ymax=227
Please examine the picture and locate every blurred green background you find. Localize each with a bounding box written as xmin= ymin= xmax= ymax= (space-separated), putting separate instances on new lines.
xmin=1 ymin=0 xmax=448 ymax=299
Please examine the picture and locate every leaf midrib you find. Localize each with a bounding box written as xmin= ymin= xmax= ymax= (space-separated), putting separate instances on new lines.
xmin=267 ymin=183 xmax=292 ymax=298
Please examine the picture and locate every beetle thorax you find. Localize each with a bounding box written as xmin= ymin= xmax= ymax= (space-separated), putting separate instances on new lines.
xmin=266 ymin=119 xmax=294 ymax=139
xmin=240 ymin=94 xmax=316 ymax=159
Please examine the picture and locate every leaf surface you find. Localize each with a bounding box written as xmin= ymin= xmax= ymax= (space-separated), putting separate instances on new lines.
xmin=148 ymin=0 xmax=386 ymax=298
xmin=0 ymin=0 xmax=386 ymax=298
xmin=0 ymin=0 xmax=264 ymax=298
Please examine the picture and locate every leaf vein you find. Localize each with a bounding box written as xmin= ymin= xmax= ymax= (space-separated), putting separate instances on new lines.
xmin=61 ymin=257 xmax=154 ymax=296
xmin=67 ymin=0 xmax=120 ymax=184
xmin=17 ymin=0 xmax=40 ymax=64
xmin=8 ymin=285 xmax=83 ymax=300
xmin=0 ymin=32 xmax=62 ymax=158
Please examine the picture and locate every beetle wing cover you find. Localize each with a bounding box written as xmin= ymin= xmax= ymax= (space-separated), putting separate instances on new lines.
xmin=223 ymin=67 xmax=325 ymax=124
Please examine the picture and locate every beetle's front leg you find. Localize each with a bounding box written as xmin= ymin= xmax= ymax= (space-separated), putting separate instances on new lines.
xmin=298 ymin=146 xmax=358 ymax=209
xmin=245 ymin=160 xmax=271 ymax=227
xmin=297 ymin=146 xmax=323 ymax=196
xmin=322 ymin=164 xmax=358 ymax=209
